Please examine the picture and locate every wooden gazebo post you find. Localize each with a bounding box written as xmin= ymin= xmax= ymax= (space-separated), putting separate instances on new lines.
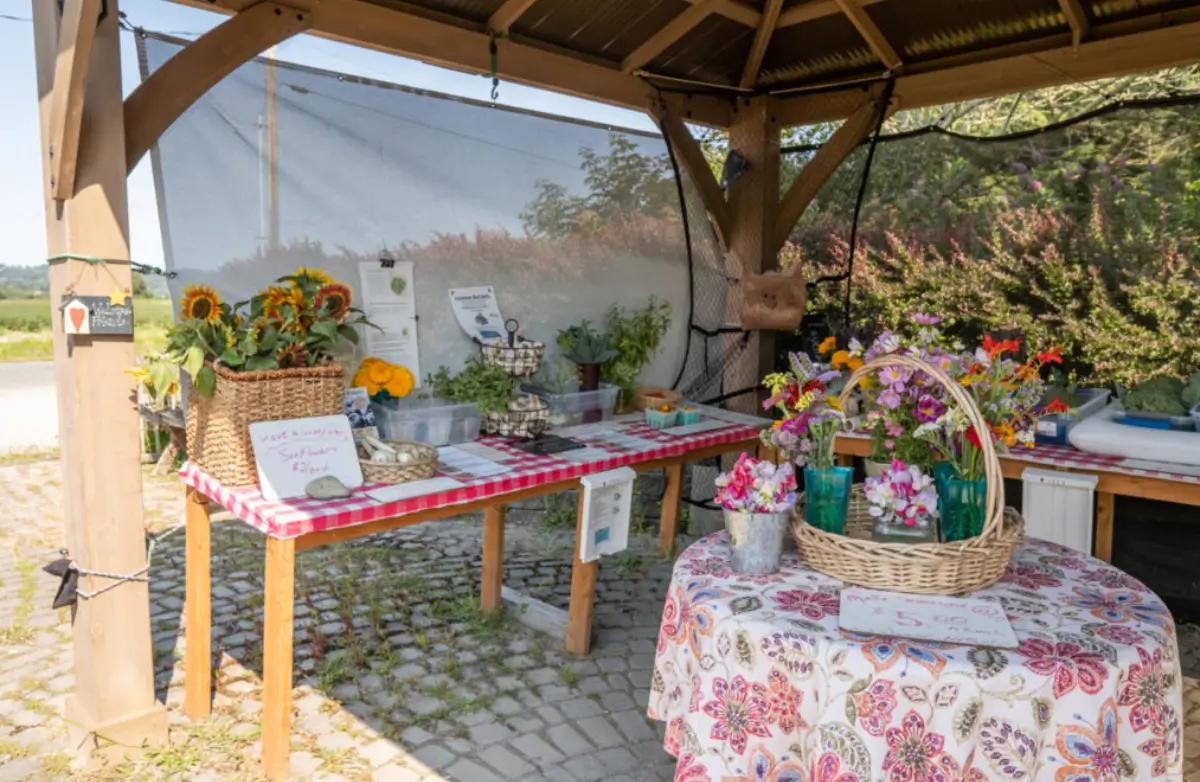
xmin=31 ymin=0 xmax=167 ymax=757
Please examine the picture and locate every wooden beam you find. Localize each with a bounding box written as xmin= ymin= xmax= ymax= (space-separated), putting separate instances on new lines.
xmin=32 ymin=0 xmax=167 ymax=757
xmin=658 ymin=105 xmax=732 ymax=246
xmin=1058 ymin=0 xmax=1090 ymax=48
xmin=622 ymin=0 xmax=724 ymax=73
xmin=170 ymin=0 xmax=732 ymax=127
xmin=184 ymin=488 xmax=213 ymax=720
xmin=777 ymin=16 xmax=1200 ymax=126
xmin=481 ymin=505 xmax=505 ymax=612
xmin=261 ymin=536 xmax=296 ymax=780
xmin=834 ymin=0 xmax=900 ymax=70
xmin=124 ymin=2 xmax=311 ymax=172
xmin=47 ymin=0 xmax=103 ymax=200
xmin=488 ymin=0 xmax=537 ymax=34
xmin=565 ymin=489 xmax=596 ymax=655
xmin=688 ymin=0 xmax=763 ymax=28
xmin=740 ymin=0 xmax=783 ymax=89
xmin=774 ymin=94 xmax=880 ymax=252
xmin=778 ymin=0 xmax=887 ymax=29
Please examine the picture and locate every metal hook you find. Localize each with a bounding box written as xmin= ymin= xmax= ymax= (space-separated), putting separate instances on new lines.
xmin=505 ymin=318 xmax=519 ymax=348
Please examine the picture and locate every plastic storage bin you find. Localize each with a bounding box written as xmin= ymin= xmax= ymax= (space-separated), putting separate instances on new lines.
xmin=1115 ymin=409 xmax=1197 ymax=432
xmin=520 ymin=383 xmax=619 ymax=427
xmin=370 ymin=397 xmax=482 ymax=446
xmin=1034 ymin=388 xmax=1110 ymax=445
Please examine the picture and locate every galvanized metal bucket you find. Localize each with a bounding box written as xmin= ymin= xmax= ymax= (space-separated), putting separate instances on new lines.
xmin=725 ymin=510 xmax=790 ymax=575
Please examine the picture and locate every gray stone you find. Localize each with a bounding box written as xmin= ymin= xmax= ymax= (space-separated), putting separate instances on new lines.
xmin=445 ymin=758 xmax=504 ymax=782
xmin=511 ymin=733 xmax=565 ymax=765
xmin=599 ymin=690 xmax=636 ymax=712
xmin=359 ymin=738 xmax=402 ymax=768
xmin=290 ymin=751 xmax=323 ymax=777
xmin=371 ymin=764 xmax=422 ymax=782
xmin=412 ymin=742 xmax=455 ymax=770
xmin=576 ymin=715 xmax=624 ymax=748
xmin=478 ymin=744 xmax=536 ymax=778
xmin=546 ymin=723 xmax=592 ymax=756
xmin=306 ymin=476 xmax=352 ymax=500
xmin=611 ymin=709 xmax=658 ymax=743
xmin=468 ymin=719 xmax=515 ymax=746
xmin=559 ymin=697 xmax=604 ymax=720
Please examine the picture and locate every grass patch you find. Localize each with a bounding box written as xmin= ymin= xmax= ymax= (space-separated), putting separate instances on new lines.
xmin=0 ymin=739 xmax=33 ymax=759
xmin=0 ymin=446 xmax=59 ymax=466
xmin=558 ymin=665 xmax=579 ymax=687
xmin=0 ymin=559 xmax=37 ymax=645
xmin=0 ymin=328 xmax=168 ymax=363
xmin=40 ymin=752 xmax=73 ymax=776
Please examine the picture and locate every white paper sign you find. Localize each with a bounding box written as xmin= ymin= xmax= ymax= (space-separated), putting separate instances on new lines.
xmin=249 ymin=415 xmax=364 ymax=502
xmin=448 ymin=286 xmax=506 ymax=343
xmin=838 ymin=587 xmax=1019 ymax=648
xmin=578 ymin=468 xmax=636 ymax=563
xmin=365 ymin=476 xmax=463 ymax=504
xmin=358 ymin=260 xmax=421 ymax=381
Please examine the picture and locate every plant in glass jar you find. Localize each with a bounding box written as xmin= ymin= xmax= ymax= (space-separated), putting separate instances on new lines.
xmin=714 ymin=453 xmax=797 ymax=575
xmin=760 ymin=353 xmax=852 ymax=534
xmin=865 ymin=459 xmax=939 ymax=543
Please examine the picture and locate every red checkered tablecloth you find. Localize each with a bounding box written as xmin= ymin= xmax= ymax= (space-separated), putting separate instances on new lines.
xmin=840 ymin=432 xmax=1200 ymax=484
xmin=181 ymin=421 xmax=761 ymax=540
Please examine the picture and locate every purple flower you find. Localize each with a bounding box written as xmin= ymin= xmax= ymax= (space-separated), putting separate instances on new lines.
xmin=915 ymin=394 xmax=945 ymax=423
xmin=1030 ymin=180 xmax=1043 ymax=193
xmin=912 ymin=313 xmax=942 ymax=326
xmin=878 ymin=388 xmax=902 ymax=410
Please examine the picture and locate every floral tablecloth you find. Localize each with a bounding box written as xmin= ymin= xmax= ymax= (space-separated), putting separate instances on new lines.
xmin=649 ymin=535 xmax=1183 ymax=781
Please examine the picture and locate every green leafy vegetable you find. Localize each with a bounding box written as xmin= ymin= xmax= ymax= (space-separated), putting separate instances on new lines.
xmin=1123 ymin=375 xmax=1187 ymax=415
xmin=426 ymin=359 xmax=515 ymax=414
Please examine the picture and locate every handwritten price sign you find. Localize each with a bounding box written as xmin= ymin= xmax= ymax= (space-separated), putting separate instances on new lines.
xmin=838 ymin=587 xmax=1019 ymax=649
xmin=249 ymin=415 xmax=363 ymax=501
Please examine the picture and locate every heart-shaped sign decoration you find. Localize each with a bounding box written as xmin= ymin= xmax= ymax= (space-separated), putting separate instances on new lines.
xmin=68 ymin=305 xmax=86 ymax=332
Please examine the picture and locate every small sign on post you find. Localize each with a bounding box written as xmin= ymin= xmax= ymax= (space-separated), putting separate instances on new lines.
xmin=578 ymin=467 xmax=636 ymax=563
xmin=60 ymin=294 xmax=134 ymax=335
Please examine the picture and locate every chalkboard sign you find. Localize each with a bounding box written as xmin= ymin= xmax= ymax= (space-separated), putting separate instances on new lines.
xmin=60 ymin=295 xmax=134 ymax=335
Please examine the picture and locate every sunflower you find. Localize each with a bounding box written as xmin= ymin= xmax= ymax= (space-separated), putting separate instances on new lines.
xmin=314 ymin=283 xmax=353 ymax=321
xmin=275 ymin=342 xmax=308 ymax=369
xmin=263 ymin=285 xmax=303 ymax=319
xmin=294 ymin=266 xmax=333 ymax=286
xmin=181 ymin=284 xmax=222 ymax=322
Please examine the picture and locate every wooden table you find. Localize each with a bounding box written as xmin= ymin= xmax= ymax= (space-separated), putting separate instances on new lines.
xmin=180 ymin=422 xmax=761 ymax=779
xmin=834 ymin=435 xmax=1200 ymax=562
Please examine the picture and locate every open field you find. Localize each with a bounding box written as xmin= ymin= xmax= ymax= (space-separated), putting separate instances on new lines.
xmin=0 ymin=298 xmax=172 ymax=362
xmin=0 ymin=297 xmax=172 ymax=333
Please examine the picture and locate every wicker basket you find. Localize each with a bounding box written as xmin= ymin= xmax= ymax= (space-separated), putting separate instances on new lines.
xmin=790 ymin=353 xmax=1025 ymax=594
xmin=185 ymin=361 xmax=344 ymax=487
xmin=359 ymin=440 xmax=437 ymax=484
xmin=481 ymin=396 xmax=549 ymax=438
xmin=480 ymin=339 xmax=545 ymax=377
xmin=633 ymin=387 xmax=682 ymax=412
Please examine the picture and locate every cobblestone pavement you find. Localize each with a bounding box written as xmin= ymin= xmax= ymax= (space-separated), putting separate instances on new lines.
xmin=1 ymin=459 xmax=1199 ymax=781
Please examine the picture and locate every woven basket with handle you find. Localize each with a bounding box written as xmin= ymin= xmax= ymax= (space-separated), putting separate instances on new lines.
xmin=359 ymin=440 xmax=437 ymax=484
xmin=790 ymin=353 xmax=1025 ymax=594
xmin=185 ymin=361 xmax=345 ymax=487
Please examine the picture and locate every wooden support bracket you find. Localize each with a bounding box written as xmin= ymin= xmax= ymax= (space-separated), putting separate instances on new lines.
xmin=1058 ymin=0 xmax=1090 ymax=48
xmin=124 ymin=1 xmax=313 ymax=172
xmin=623 ymin=0 xmax=724 ymax=73
xmin=48 ymin=0 xmax=104 ymax=200
xmin=657 ymin=104 xmax=732 ymax=247
xmin=488 ymin=0 xmax=538 ymax=34
xmin=773 ymin=92 xmax=885 ymax=253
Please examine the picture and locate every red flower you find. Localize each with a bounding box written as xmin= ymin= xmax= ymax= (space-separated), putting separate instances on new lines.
xmin=852 ymin=679 xmax=897 ymax=737
xmin=1119 ymin=647 xmax=1168 ymax=733
xmin=801 ymin=379 xmax=824 ymax=395
xmin=1042 ymin=396 xmax=1071 ymax=414
xmin=771 ymin=588 xmax=839 ymax=620
xmin=982 ymin=334 xmax=1021 ymax=358
xmin=762 ymin=669 xmax=806 ymax=734
xmin=701 ymin=675 xmax=771 ymax=755
xmin=965 ymin=426 xmax=982 ymax=449
xmin=1037 ymin=346 xmax=1064 ymax=365
xmin=883 ymin=710 xmax=946 ymax=782
xmin=1017 ymin=638 xmax=1108 ymax=699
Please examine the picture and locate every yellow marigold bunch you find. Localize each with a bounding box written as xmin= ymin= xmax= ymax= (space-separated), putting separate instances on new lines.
xmin=352 ymin=357 xmax=415 ymax=400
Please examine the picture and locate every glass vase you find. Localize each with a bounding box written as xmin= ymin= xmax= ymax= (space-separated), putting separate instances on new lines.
xmin=941 ymin=477 xmax=987 ymax=542
xmin=803 ymin=466 xmax=854 ymax=534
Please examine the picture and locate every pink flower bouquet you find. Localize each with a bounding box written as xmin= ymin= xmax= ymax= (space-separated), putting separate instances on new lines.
xmin=715 ymin=453 xmax=798 ymax=514
xmin=864 ymin=459 xmax=938 ymax=532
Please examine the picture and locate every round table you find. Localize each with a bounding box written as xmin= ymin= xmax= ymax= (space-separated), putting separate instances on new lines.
xmin=648 ymin=534 xmax=1183 ymax=782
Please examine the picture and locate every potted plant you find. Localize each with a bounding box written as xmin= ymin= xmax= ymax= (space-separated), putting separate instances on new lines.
xmin=760 ymin=352 xmax=852 ymax=534
xmin=714 ymin=453 xmax=797 ymax=575
xmin=428 ymin=359 xmax=548 ymax=438
xmin=166 ymin=268 xmax=371 ymax=486
xmin=865 ymin=459 xmax=939 ymax=543
xmin=557 ymin=320 xmax=618 ymax=392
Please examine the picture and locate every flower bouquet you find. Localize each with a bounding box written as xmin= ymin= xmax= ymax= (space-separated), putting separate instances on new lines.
xmin=714 ymin=454 xmax=797 ymax=575
xmin=170 ymin=268 xmax=372 ymax=486
xmin=865 ymin=459 xmax=939 ymax=543
xmin=760 ymin=353 xmax=852 ymax=533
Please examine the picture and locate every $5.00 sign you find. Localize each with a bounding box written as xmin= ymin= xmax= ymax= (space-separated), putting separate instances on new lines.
xmin=838 ymin=587 xmax=1019 ymax=649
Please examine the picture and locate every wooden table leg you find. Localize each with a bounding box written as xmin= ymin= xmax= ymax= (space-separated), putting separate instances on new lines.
xmin=659 ymin=462 xmax=684 ymax=557
xmin=1095 ymin=491 xmax=1115 ymax=563
xmin=566 ymin=490 xmax=596 ymax=656
xmin=261 ymin=537 xmax=296 ymax=781
xmin=184 ymin=487 xmax=212 ymax=721
xmin=481 ymin=505 xmax=505 ymax=612
xmin=837 ymin=453 xmax=855 ymax=467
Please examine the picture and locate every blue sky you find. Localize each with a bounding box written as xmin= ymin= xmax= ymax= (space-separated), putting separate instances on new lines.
xmin=0 ymin=0 xmax=654 ymax=269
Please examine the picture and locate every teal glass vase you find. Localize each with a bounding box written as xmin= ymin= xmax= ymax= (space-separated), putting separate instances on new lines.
xmin=941 ymin=476 xmax=987 ymax=542
xmin=803 ymin=465 xmax=854 ymax=534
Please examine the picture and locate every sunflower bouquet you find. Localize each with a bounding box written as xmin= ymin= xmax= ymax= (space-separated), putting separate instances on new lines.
xmin=168 ymin=268 xmax=370 ymax=396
